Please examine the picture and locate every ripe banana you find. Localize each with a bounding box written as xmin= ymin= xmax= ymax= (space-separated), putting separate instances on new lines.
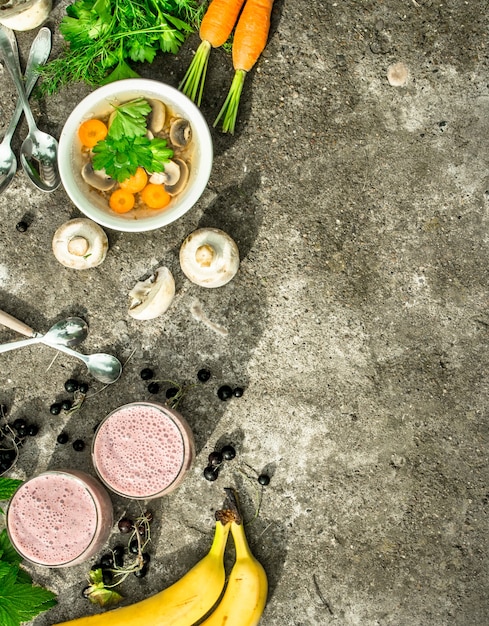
xmin=199 ymin=520 xmax=268 ymax=626
xmin=54 ymin=520 xmax=230 ymax=626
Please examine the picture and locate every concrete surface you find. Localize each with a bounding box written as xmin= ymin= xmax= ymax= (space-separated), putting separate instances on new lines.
xmin=1 ymin=0 xmax=489 ymax=624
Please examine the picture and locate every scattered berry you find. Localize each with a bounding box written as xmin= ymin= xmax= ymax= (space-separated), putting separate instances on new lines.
xmin=50 ymin=403 xmax=62 ymax=415
xmin=26 ymin=424 xmax=39 ymax=437
xmin=197 ymin=368 xmax=211 ymax=382
xmin=72 ymin=439 xmax=85 ymax=451
xmin=112 ymin=544 xmax=125 ymax=567
xmin=208 ymin=451 xmax=223 ymax=467
xmin=221 ymin=444 xmax=236 ymax=461
xmin=118 ymin=517 xmax=134 ymax=534
xmin=141 ymin=552 xmax=151 ymax=566
xmin=140 ymin=368 xmax=154 ymax=380
xmin=203 ymin=466 xmax=219 ymax=481
xmin=233 ymin=387 xmax=244 ymax=398
xmin=166 ymin=387 xmax=178 ymax=399
xmin=64 ymin=379 xmax=79 ymax=393
xmin=57 ymin=432 xmax=69 ymax=444
xmin=134 ymin=565 xmax=148 ymax=578
xmin=78 ymin=382 xmax=89 ymax=394
xmin=258 ymin=474 xmax=270 ymax=486
xmin=129 ymin=539 xmax=139 ymax=554
xmin=147 ymin=382 xmax=160 ymax=394
xmin=13 ymin=418 xmax=27 ymax=431
xmin=61 ymin=399 xmax=72 ymax=411
xmin=100 ymin=553 xmax=114 ymax=568
xmin=15 ymin=221 xmax=28 ymax=232
xmin=217 ymin=385 xmax=233 ymax=401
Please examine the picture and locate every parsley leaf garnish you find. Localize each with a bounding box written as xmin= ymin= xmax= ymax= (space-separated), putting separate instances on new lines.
xmin=91 ymin=98 xmax=173 ymax=182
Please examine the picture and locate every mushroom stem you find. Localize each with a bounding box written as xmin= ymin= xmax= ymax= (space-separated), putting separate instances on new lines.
xmin=67 ymin=236 xmax=90 ymax=257
xmin=195 ymin=244 xmax=215 ymax=267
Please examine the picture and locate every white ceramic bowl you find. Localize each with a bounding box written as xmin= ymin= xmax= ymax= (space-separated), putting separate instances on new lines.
xmin=58 ymin=79 xmax=213 ymax=233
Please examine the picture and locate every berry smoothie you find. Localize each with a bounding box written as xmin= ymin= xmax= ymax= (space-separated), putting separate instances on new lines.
xmin=7 ymin=470 xmax=113 ymax=567
xmin=92 ymin=402 xmax=195 ymax=499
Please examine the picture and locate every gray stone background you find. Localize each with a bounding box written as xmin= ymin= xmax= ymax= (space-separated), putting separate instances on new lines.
xmin=0 ymin=0 xmax=488 ymax=624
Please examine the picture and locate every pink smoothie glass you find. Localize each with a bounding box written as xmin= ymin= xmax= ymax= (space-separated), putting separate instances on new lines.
xmin=6 ymin=469 xmax=113 ymax=568
xmin=92 ymin=402 xmax=195 ymax=500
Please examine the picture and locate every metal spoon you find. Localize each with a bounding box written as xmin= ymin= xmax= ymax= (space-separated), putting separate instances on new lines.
xmin=42 ymin=342 xmax=123 ymax=385
xmin=0 ymin=27 xmax=60 ymax=192
xmin=0 ymin=27 xmax=52 ymax=194
xmin=0 ymin=316 xmax=88 ymax=354
xmin=0 ymin=309 xmax=121 ymax=384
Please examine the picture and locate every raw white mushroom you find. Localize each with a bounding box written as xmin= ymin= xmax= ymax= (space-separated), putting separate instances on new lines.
xmin=128 ymin=266 xmax=175 ymax=320
xmin=179 ymin=228 xmax=239 ymax=288
xmin=52 ymin=218 xmax=108 ymax=269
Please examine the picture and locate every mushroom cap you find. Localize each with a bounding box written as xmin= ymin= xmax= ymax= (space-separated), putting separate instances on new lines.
xmin=169 ymin=117 xmax=192 ymax=148
xmin=128 ymin=266 xmax=175 ymax=320
xmin=165 ymin=158 xmax=189 ymax=196
xmin=81 ymin=162 xmax=115 ymax=191
xmin=52 ymin=218 xmax=109 ymax=269
xmin=179 ymin=228 xmax=239 ymax=288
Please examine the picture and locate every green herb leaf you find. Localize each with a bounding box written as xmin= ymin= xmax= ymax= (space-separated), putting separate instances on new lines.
xmin=0 ymin=478 xmax=22 ymax=503
xmin=0 ymin=531 xmax=57 ymax=626
xmin=148 ymin=138 xmax=174 ymax=173
xmin=100 ymin=59 xmax=140 ymax=85
xmin=108 ymin=98 xmax=152 ymax=140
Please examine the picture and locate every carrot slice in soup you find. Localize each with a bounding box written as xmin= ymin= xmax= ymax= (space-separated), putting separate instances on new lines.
xmin=141 ymin=184 xmax=171 ymax=210
xmin=109 ymin=189 xmax=135 ymax=213
xmin=78 ymin=119 xmax=108 ymax=148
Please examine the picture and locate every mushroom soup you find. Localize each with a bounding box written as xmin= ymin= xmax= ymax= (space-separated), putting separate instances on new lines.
xmin=78 ymin=97 xmax=193 ymax=220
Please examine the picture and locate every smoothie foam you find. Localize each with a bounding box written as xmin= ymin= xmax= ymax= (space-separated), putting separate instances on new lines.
xmin=7 ymin=470 xmax=113 ymax=567
xmin=92 ymin=402 xmax=194 ymax=499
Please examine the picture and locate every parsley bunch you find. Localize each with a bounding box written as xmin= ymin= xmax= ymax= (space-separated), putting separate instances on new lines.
xmin=0 ymin=478 xmax=57 ymax=626
xmin=92 ymin=98 xmax=174 ymax=182
xmin=39 ymin=0 xmax=203 ymax=94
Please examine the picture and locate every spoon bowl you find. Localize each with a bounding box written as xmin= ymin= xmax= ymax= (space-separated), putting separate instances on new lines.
xmin=45 ymin=343 xmax=122 ymax=384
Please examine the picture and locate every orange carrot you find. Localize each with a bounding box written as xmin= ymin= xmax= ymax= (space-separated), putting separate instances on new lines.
xmin=120 ymin=167 xmax=148 ymax=193
xmin=180 ymin=0 xmax=246 ymax=105
xmin=78 ymin=119 xmax=108 ymax=148
xmin=141 ymin=184 xmax=171 ymax=210
xmin=214 ymin=0 xmax=274 ymax=133
xmin=109 ymin=189 xmax=135 ymax=213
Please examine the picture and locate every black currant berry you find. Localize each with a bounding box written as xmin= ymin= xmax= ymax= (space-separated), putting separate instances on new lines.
xmin=203 ymin=466 xmax=219 ymax=481
xmin=100 ymin=553 xmax=114 ymax=568
xmin=217 ymin=385 xmax=233 ymax=401
xmin=78 ymin=382 xmax=89 ymax=394
xmin=147 ymin=382 xmax=160 ymax=394
xmin=113 ymin=544 xmax=125 ymax=567
xmin=140 ymin=368 xmax=154 ymax=380
xmin=15 ymin=221 xmax=28 ymax=232
xmin=129 ymin=539 xmax=139 ymax=554
xmin=26 ymin=424 xmax=39 ymax=437
xmin=208 ymin=451 xmax=223 ymax=467
xmin=64 ymin=379 xmax=79 ymax=393
xmin=72 ymin=439 xmax=85 ymax=451
xmin=233 ymin=387 xmax=244 ymax=398
xmin=102 ymin=569 xmax=113 ymax=584
xmin=141 ymin=552 xmax=151 ymax=566
xmin=13 ymin=418 xmax=27 ymax=431
xmin=166 ymin=387 xmax=178 ymax=399
xmin=197 ymin=368 xmax=211 ymax=382
xmin=50 ymin=403 xmax=62 ymax=415
xmin=57 ymin=432 xmax=69 ymax=444
xmin=258 ymin=474 xmax=270 ymax=486
xmin=118 ymin=517 xmax=134 ymax=534
xmin=221 ymin=445 xmax=236 ymax=461
xmin=134 ymin=565 xmax=148 ymax=578
xmin=61 ymin=399 xmax=72 ymax=411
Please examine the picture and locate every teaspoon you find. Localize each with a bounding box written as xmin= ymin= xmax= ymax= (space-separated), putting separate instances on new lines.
xmin=0 ymin=316 xmax=88 ymax=354
xmin=0 ymin=27 xmax=52 ymax=194
xmin=0 ymin=27 xmax=60 ymax=192
xmin=43 ymin=342 xmax=123 ymax=385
